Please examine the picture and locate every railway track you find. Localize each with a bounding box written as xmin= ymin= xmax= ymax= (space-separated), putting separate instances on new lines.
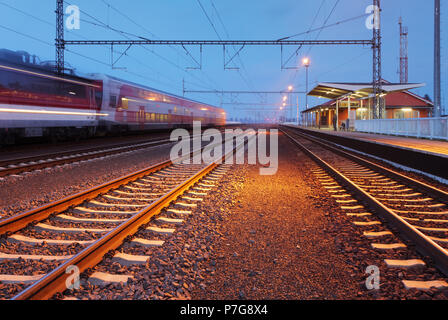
xmin=0 ymin=132 xmax=218 ymax=178
xmin=0 ymin=136 xmax=174 ymax=178
xmin=0 ymin=133 xmax=248 ymax=300
xmin=281 ymin=127 xmax=448 ymax=290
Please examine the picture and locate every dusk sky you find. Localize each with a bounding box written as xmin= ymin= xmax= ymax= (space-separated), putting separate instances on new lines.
xmin=0 ymin=0 xmax=446 ymax=120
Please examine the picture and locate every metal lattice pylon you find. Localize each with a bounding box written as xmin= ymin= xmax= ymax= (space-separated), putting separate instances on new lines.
xmin=399 ymin=17 xmax=408 ymax=84
xmin=56 ymin=0 xmax=64 ymax=74
xmin=372 ymin=0 xmax=383 ymax=119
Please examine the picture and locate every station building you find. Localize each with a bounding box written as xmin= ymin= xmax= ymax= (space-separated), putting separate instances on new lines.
xmin=302 ymin=81 xmax=434 ymax=129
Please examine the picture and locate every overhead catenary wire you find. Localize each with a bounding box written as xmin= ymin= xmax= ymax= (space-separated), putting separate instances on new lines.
xmin=97 ymin=0 xmax=221 ymax=93
xmin=289 ymin=0 xmax=343 ymax=89
xmin=208 ymin=0 xmax=259 ymax=96
xmin=64 ymin=0 xmax=220 ymax=93
xmin=278 ymin=12 xmax=370 ymax=42
xmin=281 ymin=0 xmax=327 ymax=68
xmin=196 ymin=0 xmax=257 ymax=95
xmin=0 ymin=1 xmax=183 ymax=90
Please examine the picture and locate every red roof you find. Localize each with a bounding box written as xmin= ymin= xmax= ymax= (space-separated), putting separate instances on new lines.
xmin=384 ymin=91 xmax=433 ymax=107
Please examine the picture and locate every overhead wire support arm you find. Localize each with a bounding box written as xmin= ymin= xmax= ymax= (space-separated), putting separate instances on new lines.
xmin=182 ymin=44 xmax=203 ymax=70
xmin=223 ymin=44 xmax=245 ymax=70
xmin=281 ymin=44 xmax=301 ymax=70
xmin=111 ymin=44 xmax=132 ymax=70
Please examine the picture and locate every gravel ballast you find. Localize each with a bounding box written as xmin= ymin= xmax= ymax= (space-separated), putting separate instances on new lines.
xmin=192 ymin=133 xmax=362 ymax=299
xmin=0 ymin=142 xmax=176 ymax=220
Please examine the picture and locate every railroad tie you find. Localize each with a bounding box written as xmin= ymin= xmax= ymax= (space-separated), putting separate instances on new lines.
xmin=182 ymin=196 xmax=203 ymax=202
xmin=363 ymin=231 xmax=393 ymax=238
xmin=384 ymin=259 xmax=426 ymax=269
xmin=130 ymin=238 xmax=165 ymax=248
xmin=114 ymin=190 xmax=163 ymax=197
xmin=111 ymin=253 xmax=150 ymax=266
xmin=8 ymin=234 xmax=95 ymax=246
xmin=371 ymin=243 xmax=407 ymax=250
xmin=193 ymin=187 xmax=212 ymax=192
xmin=104 ymin=194 xmax=156 ymax=202
xmin=346 ymin=212 xmax=372 ymax=217
xmin=341 ymin=205 xmax=365 ymax=210
xmin=402 ymin=280 xmax=448 ymax=291
xmin=87 ymin=200 xmax=147 ymax=208
xmin=156 ymin=217 xmax=184 ymax=225
xmin=336 ymin=199 xmax=357 ymax=204
xmin=146 ymin=226 xmax=175 ymax=235
xmin=187 ymin=191 xmax=207 ymax=196
xmin=0 ymin=252 xmax=72 ymax=261
xmin=35 ymin=223 xmax=110 ymax=234
xmin=0 ymin=274 xmax=44 ymax=284
xmin=88 ymin=272 xmax=134 ymax=287
xmin=166 ymin=209 xmax=192 ymax=216
xmin=73 ymin=207 xmax=138 ymax=215
xmin=353 ymin=221 xmax=381 ymax=226
xmin=55 ymin=214 xmax=125 ymax=224
xmin=174 ymin=202 xmax=197 ymax=208
xmin=198 ymin=183 xmax=215 ymax=188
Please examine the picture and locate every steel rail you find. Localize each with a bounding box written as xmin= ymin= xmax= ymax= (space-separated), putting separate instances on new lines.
xmin=281 ymin=128 xmax=448 ymax=277
xmin=0 ymin=132 xmax=222 ymax=236
xmin=282 ymin=126 xmax=448 ymax=202
xmin=0 ymin=158 xmax=170 ymax=236
xmin=0 ymin=137 xmax=172 ymax=177
xmin=0 ymin=135 xmax=172 ymax=167
xmin=12 ymin=135 xmax=247 ymax=300
xmin=0 ymin=131 xmax=225 ymax=177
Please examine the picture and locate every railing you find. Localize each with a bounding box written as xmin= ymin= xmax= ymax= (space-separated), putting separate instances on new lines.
xmin=355 ymin=118 xmax=448 ymax=141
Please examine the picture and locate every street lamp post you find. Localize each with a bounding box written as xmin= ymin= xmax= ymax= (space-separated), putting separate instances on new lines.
xmin=296 ymin=95 xmax=299 ymax=126
xmin=287 ymin=85 xmax=293 ymax=123
xmin=302 ymin=57 xmax=310 ymax=126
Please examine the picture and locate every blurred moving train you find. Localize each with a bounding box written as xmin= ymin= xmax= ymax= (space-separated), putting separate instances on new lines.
xmin=0 ymin=49 xmax=226 ymax=144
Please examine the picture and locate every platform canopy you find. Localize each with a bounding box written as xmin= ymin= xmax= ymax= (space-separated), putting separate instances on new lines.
xmin=307 ymin=82 xmax=425 ymax=100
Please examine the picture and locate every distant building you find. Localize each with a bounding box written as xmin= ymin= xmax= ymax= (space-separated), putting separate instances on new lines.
xmin=302 ymin=81 xmax=433 ymax=129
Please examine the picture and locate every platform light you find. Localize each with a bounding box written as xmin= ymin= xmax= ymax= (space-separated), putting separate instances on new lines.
xmin=302 ymin=57 xmax=310 ymax=67
xmin=283 ymin=96 xmax=288 ymax=102
xmin=402 ymin=108 xmax=413 ymax=112
xmin=288 ymin=85 xmax=293 ymax=91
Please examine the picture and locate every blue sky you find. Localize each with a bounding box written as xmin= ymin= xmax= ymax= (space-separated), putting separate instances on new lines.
xmin=0 ymin=0 xmax=446 ymax=120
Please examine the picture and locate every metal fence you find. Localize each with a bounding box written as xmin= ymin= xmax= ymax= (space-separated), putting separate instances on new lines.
xmin=355 ymin=118 xmax=448 ymax=141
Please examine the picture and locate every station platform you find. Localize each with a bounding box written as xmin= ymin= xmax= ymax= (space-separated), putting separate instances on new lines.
xmin=293 ymin=127 xmax=448 ymax=158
